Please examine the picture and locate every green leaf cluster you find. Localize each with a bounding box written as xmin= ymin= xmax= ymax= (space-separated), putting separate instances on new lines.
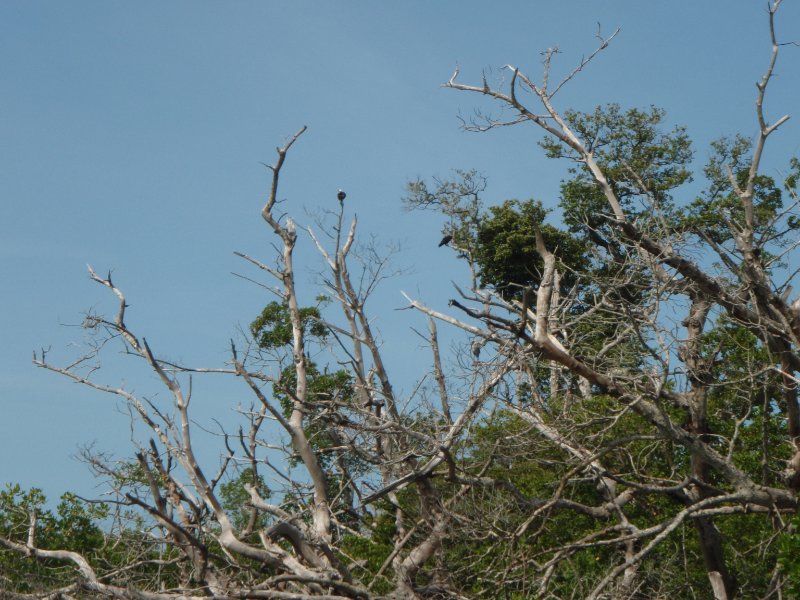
xmin=251 ymin=300 xmax=329 ymax=350
xmin=0 ymin=484 xmax=108 ymax=593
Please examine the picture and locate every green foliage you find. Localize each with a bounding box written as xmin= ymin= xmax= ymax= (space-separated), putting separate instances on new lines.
xmin=778 ymin=515 xmax=800 ymax=596
xmin=272 ymin=359 xmax=366 ymax=507
xmin=539 ymin=105 xmax=692 ymax=269
xmin=542 ymin=104 xmax=692 ymax=219
xmin=699 ymin=319 xmax=791 ymax=483
xmin=0 ymin=484 xmax=46 ymax=538
xmin=406 ymin=171 xmax=590 ymax=301
xmin=252 ymin=296 xmax=368 ymax=520
xmin=0 ymin=484 xmax=108 ymax=592
xmin=286 ymin=364 xmax=367 ymax=487
xmin=0 ymin=484 xmax=108 ymax=553
xmin=474 ymin=199 xmax=588 ymax=298
xmin=681 ymin=135 xmax=797 ymax=253
xmin=251 ymin=299 xmax=329 ymax=350
xmin=220 ymin=470 xmax=272 ymax=533
xmin=441 ymin=410 xmax=629 ymax=597
xmin=339 ymin=505 xmax=397 ymax=594
xmin=273 ymin=361 xmax=354 ymax=418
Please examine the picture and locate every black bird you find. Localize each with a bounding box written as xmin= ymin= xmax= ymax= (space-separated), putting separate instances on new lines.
xmin=337 ymin=189 xmax=346 ymax=202
xmin=438 ymin=234 xmax=453 ymax=247
xmin=471 ymin=339 xmax=482 ymax=359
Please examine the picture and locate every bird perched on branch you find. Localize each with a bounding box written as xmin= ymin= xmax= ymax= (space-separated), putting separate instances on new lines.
xmin=337 ymin=189 xmax=346 ymax=202
xmin=438 ymin=234 xmax=453 ymax=247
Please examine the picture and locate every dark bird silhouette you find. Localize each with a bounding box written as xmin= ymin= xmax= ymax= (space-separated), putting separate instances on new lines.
xmin=448 ymin=298 xmax=480 ymax=319
xmin=438 ymin=234 xmax=453 ymax=247
xmin=337 ymin=189 xmax=346 ymax=202
xmin=471 ymin=338 xmax=482 ymax=359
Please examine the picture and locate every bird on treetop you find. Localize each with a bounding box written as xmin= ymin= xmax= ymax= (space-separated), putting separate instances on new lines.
xmin=337 ymin=189 xmax=346 ymax=202
xmin=438 ymin=234 xmax=453 ymax=247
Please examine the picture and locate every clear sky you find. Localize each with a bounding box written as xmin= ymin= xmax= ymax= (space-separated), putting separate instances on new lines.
xmin=2 ymin=2 xmax=799 ymax=503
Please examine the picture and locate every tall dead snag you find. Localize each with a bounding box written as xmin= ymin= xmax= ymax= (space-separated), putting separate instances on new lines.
xmin=250 ymin=126 xmax=334 ymax=547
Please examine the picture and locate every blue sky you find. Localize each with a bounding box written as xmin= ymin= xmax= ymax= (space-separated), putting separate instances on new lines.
xmin=2 ymin=2 xmax=799 ymax=503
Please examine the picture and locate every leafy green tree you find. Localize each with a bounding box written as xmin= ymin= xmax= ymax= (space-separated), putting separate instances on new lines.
xmin=251 ymin=299 xmax=329 ymax=350
xmin=474 ymin=199 xmax=587 ymax=298
xmin=0 ymin=484 xmax=109 ymax=594
xmin=542 ymin=105 xmax=692 ymax=215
